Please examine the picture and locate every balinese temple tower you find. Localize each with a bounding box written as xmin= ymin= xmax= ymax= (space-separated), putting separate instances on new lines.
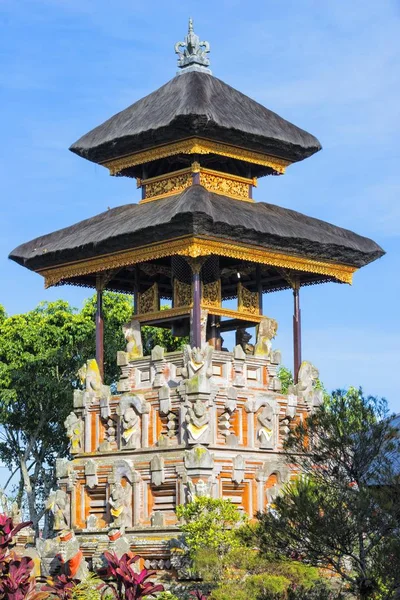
xmin=9 ymin=21 xmax=384 ymax=573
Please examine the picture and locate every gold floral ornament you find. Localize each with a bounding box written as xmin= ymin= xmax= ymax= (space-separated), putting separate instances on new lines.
xmin=238 ymin=282 xmax=260 ymax=315
xmin=173 ymin=279 xmax=193 ymax=308
xmin=138 ymin=283 xmax=159 ymax=314
xmin=202 ymin=280 xmax=221 ymax=308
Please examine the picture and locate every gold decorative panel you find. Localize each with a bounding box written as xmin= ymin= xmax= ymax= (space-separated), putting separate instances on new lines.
xmin=140 ymin=170 xmax=192 ymax=202
xmin=173 ymin=279 xmax=192 ymax=308
xmin=202 ymin=280 xmax=221 ymax=308
xmin=103 ymin=137 xmax=291 ymax=176
xmin=238 ymin=282 xmax=260 ymax=315
xmin=138 ymin=164 xmax=254 ymax=203
xmin=199 ymin=170 xmax=251 ymax=201
xmin=138 ymin=283 xmax=159 ymax=314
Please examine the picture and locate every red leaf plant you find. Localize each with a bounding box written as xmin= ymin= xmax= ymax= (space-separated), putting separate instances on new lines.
xmin=41 ymin=573 xmax=78 ymax=599
xmin=190 ymin=591 xmax=208 ymax=600
xmin=99 ymin=551 xmax=164 ymax=600
xmin=0 ymin=513 xmax=32 ymax=551
xmin=0 ymin=513 xmax=43 ymax=600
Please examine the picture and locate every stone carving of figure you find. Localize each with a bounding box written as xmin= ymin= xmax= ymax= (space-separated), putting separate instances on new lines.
xmin=117 ymin=395 xmax=148 ymax=450
xmin=290 ymin=361 xmax=323 ymax=407
xmin=120 ymin=405 xmax=140 ymax=449
xmin=122 ymin=319 xmax=143 ymax=361
xmin=64 ymin=412 xmax=83 ymax=454
xmin=257 ymin=404 xmax=275 ymax=447
xmin=10 ymin=502 xmax=22 ymax=525
xmin=254 ymin=317 xmax=279 ymax=359
xmin=78 ymin=359 xmax=102 ymax=393
xmin=236 ymin=329 xmax=254 ymax=355
xmin=109 ymin=483 xmax=128 ymax=529
xmin=186 ymin=399 xmax=210 ymax=444
xmin=187 ymin=478 xmax=211 ymax=502
xmin=182 ymin=344 xmax=213 ymax=394
xmin=47 ymin=489 xmax=70 ymax=530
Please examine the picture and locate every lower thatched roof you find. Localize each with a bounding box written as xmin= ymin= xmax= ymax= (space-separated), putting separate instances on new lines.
xmin=9 ymin=185 xmax=384 ymax=273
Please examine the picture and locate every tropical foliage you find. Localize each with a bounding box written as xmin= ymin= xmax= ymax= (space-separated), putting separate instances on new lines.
xmin=255 ymin=389 xmax=400 ymax=600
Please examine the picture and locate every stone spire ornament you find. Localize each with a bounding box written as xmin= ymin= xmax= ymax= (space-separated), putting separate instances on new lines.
xmin=175 ymin=18 xmax=211 ymax=75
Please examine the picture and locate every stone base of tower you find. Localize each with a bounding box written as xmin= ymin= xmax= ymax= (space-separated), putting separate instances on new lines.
xmin=48 ymin=339 xmax=321 ymax=574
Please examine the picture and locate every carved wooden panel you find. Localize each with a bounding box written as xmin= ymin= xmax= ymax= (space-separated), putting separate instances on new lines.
xmin=138 ymin=283 xmax=159 ymax=314
xmin=173 ymin=279 xmax=192 ymax=308
xmin=238 ymin=282 xmax=259 ymax=315
xmin=201 ymin=279 xmax=221 ymax=308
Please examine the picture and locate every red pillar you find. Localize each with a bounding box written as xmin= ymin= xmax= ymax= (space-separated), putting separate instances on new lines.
xmin=293 ymin=284 xmax=302 ymax=384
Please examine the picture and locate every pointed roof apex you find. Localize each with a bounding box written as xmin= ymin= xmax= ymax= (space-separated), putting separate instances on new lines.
xmin=174 ymin=18 xmax=212 ymax=75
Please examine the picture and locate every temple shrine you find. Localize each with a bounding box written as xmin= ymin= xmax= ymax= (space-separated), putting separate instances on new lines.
xmin=9 ymin=20 xmax=384 ymax=574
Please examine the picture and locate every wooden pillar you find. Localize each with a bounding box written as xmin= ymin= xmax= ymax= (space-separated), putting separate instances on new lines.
xmin=210 ymin=315 xmax=219 ymax=349
xmin=96 ymin=284 xmax=104 ymax=381
xmin=293 ymin=283 xmax=302 ymax=384
xmin=256 ymin=265 xmax=263 ymax=315
xmin=133 ymin=265 xmax=139 ymax=315
xmin=192 ymin=267 xmax=201 ymax=348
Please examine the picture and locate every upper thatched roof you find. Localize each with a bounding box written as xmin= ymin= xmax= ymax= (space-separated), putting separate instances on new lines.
xmin=9 ymin=185 xmax=384 ymax=274
xmin=69 ymin=71 xmax=321 ymax=166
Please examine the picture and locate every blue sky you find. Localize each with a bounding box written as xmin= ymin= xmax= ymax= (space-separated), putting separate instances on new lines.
xmin=1 ymin=0 xmax=399 ymax=411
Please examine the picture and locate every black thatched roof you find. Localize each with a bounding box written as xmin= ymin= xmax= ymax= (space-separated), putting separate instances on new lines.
xmin=70 ymin=71 xmax=321 ymax=166
xmin=9 ymin=185 xmax=384 ymax=274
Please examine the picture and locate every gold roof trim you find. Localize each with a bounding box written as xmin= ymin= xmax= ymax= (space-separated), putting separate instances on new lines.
xmin=39 ymin=236 xmax=357 ymax=288
xmin=102 ymin=138 xmax=290 ymax=176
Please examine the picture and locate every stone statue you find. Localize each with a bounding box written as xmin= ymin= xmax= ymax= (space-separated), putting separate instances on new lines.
xmin=58 ymin=530 xmax=89 ymax=579
xmin=187 ymin=478 xmax=212 ymax=502
xmin=257 ymin=404 xmax=275 ymax=447
xmin=182 ymin=344 xmax=213 ymax=394
xmin=46 ymin=489 xmax=70 ymax=530
xmin=10 ymin=502 xmax=22 ymax=525
xmin=185 ymin=399 xmax=210 ymax=444
xmin=236 ymin=329 xmax=254 ymax=355
xmin=120 ymin=405 xmax=140 ymax=449
xmin=254 ymin=317 xmax=279 ymax=359
xmin=64 ymin=412 xmax=83 ymax=454
xmin=117 ymin=395 xmax=148 ymax=449
xmin=78 ymin=358 xmax=101 ymax=393
xmin=109 ymin=483 xmax=128 ymax=529
xmin=122 ymin=319 xmax=143 ymax=361
xmin=290 ymin=361 xmax=323 ymax=407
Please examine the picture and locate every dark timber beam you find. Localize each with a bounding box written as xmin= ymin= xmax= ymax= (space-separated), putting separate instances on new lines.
xmin=95 ymin=269 xmax=120 ymax=381
xmin=96 ymin=282 xmax=104 ymax=381
xmin=256 ymin=265 xmax=263 ymax=315
xmin=293 ymin=282 xmax=302 ymax=384
xmin=186 ymin=257 xmax=205 ymax=348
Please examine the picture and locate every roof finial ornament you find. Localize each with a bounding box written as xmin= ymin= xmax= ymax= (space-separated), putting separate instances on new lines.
xmin=174 ymin=18 xmax=212 ymax=76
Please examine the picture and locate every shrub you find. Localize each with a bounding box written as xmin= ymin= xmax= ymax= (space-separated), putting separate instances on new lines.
xmin=245 ymin=573 xmax=291 ymax=598
xmin=156 ymin=593 xmax=180 ymax=600
xmin=176 ymin=497 xmax=245 ymax=557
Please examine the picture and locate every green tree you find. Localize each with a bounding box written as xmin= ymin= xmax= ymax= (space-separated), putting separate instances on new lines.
xmin=255 ymin=388 xmax=400 ymax=600
xmin=0 ymin=300 xmax=93 ymax=535
xmin=176 ymin=497 xmax=245 ymax=557
xmin=0 ymin=293 xmax=184 ymax=536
